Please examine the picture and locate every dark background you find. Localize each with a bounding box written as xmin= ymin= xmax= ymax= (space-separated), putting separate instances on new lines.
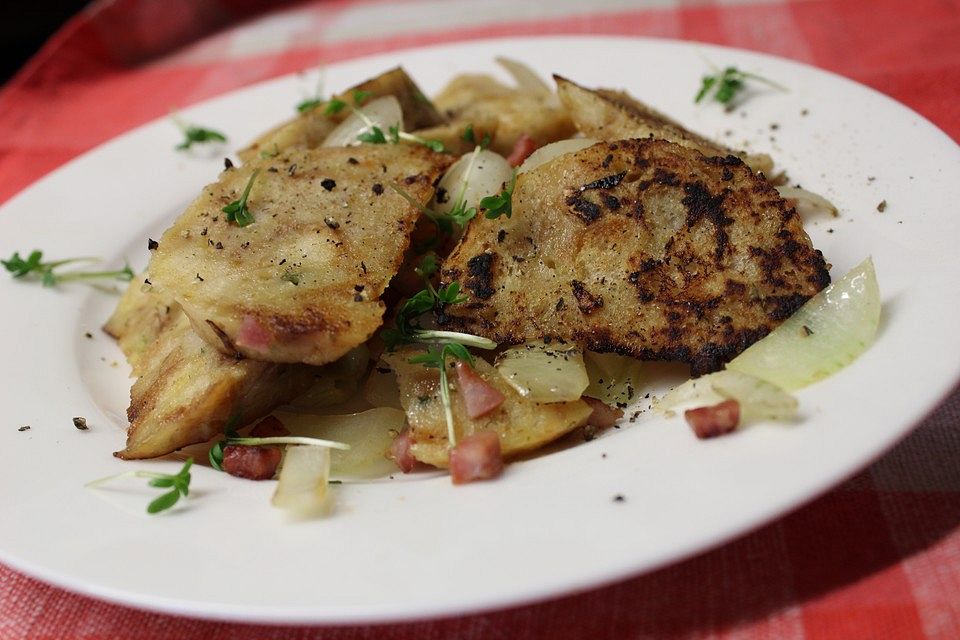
xmin=1 ymin=1 xmax=90 ymax=83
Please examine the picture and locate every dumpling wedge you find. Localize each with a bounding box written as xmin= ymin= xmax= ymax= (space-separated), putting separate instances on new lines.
xmin=148 ymin=144 xmax=452 ymax=365
xmin=555 ymin=75 xmax=774 ymax=176
xmin=384 ymin=348 xmax=591 ymax=467
xmin=438 ymin=138 xmax=830 ymax=375
xmin=239 ymin=67 xmax=444 ymax=162
xmin=104 ymin=281 xmax=318 ymax=459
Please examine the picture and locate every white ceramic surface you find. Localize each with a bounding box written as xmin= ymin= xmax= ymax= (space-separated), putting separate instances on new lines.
xmin=0 ymin=36 xmax=958 ymax=624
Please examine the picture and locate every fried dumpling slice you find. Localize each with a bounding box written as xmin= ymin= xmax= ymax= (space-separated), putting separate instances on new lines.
xmin=240 ymin=67 xmax=444 ymax=162
xmin=383 ymin=348 xmax=591 ymax=468
xmin=148 ymin=144 xmax=452 ymax=366
xmin=107 ymin=287 xmax=318 ymax=460
xmin=103 ymin=276 xmax=178 ymax=376
xmin=555 ymin=75 xmax=774 ymax=176
xmin=425 ymin=72 xmax=575 ymax=157
xmin=439 ymin=138 xmax=830 ymax=375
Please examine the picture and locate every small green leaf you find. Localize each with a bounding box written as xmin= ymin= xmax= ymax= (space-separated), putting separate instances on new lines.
xmin=694 ymin=65 xmax=785 ymax=106
xmin=324 ymin=99 xmax=347 ymax=115
xmin=148 ymin=477 xmax=176 ymax=488
xmin=223 ymin=169 xmax=261 ymax=227
xmin=175 ymin=124 xmax=227 ymax=151
xmin=296 ymin=98 xmax=322 ymax=113
xmin=480 ymin=173 xmax=516 ymax=220
xmin=352 ymin=89 xmax=372 ymax=105
xmin=415 ymin=253 xmax=438 ymax=280
xmin=147 ymin=490 xmax=181 ymax=514
xmin=358 ymin=126 xmax=387 ymax=144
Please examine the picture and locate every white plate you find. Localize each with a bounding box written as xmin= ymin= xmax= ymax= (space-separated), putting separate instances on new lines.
xmin=1 ymin=36 xmax=958 ymax=625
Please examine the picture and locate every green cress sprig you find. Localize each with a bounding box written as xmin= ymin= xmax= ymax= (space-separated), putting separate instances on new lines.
xmin=409 ymin=343 xmax=476 ymax=446
xmin=695 ymin=66 xmax=787 ymax=106
xmin=2 ymin=250 xmax=133 ymax=287
xmin=222 ymin=169 xmax=261 ymax=227
xmin=461 ymin=124 xmax=491 ymax=150
xmin=86 ymin=458 xmax=193 ymax=514
xmin=343 ymin=94 xmax=446 ymax=153
xmin=381 ymin=282 xmax=496 ymax=447
xmin=479 ymin=172 xmax=516 ymax=220
xmin=173 ymin=115 xmax=227 ymax=151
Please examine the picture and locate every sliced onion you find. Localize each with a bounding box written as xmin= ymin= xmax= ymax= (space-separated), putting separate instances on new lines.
xmin=657 ymin=370 xmax=797 ymax=422
xmin=583 ymin=351 xmax=645 ymax=406
xmin=495 ymin=56 xmax=551 ymax=94
xmin=494 ymin=341 xmax=588 ymax=402
xmin=321 ymin=96 xmax=402 ymax=148
xmin=727 ymin=257 xmax=880 ymax=391
xmin=434 ymin=148 xmax=513 ymax=215
xmin=274 ymin=408 xmax=405 ymax=479
xmin=776 ymin=185 xmax=839 ymax=219
xmin=271 ymin=445 xmax=331 ymax=517
xmin=518 ymin=138 xmax=598 ymax=175
xmin=364 ymin=364 xmax=403 ymax=409
xmin=285 ymin=345 xmax=369 ymax=411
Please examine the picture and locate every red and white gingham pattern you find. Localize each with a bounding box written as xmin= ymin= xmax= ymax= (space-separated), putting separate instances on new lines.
xmin=1 ymin=1 xmax=958 ymax=638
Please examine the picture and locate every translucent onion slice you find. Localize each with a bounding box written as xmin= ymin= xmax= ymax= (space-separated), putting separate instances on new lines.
xmin=364 ymin=365 xmax=402 ymax=409
xmin=321 ymin=96 xmax=402 ymax=148
xmin=583 ymin=351 xmax=645 ymax=406
xmin=494 ymin=341 xmax=588 ymax=402
xmin=518 ymin=138 xmax=598 ymax=175
xmin=495 ymin=56 xmax=552 ymax=94
xmin=776 ymin=185 xmax=839 ymax=219
xmin=435 ymin=148 xmax=513 ymax=216
xmin=727 ymin=257 xmax=880 ymax=391
xmin=271 ymin=445 xmax=331 ymax=517
xmin=656 ymin=370 xmax=798 ymax=421
xmin=285 ymin=345 xmax=369 ymax=411
xmin=275 ymin=408 xmax=405 ymax=478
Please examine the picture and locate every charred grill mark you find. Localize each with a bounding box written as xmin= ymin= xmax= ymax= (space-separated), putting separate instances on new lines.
xmin=766 ymin=293 xmax=811 ymax=321
xmin=206 ymin=320 xmax=240 ymax=357
xmin=465 ymin=253 xmax=496 ymax=300
xmin=579 ymin=171 xmax=627 ymax=192
xmin=571 ymin=280 xmax=603 ymax=315
xmin=654 ymin=168 xmax=680 ymax=186
xmin=566 ymin=195 xmax=602 ymax=224
xmin=602 ymin=194 xmax=621 ymax=211
xmin=682 ymin=181 xmax=733 ymax=263
xmin=704 ymin=154 xmax=744 ymax=167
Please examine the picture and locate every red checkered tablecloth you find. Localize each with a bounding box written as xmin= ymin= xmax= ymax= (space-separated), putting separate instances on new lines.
xmin=1 ymin=1 xmax=958 ymax=638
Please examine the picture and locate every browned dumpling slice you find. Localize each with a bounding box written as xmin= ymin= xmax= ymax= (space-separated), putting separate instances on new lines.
xmin=439 ymin=138 xmax=830 ymax=375
xmin=148 ymin=144 xmax=452 ymax=366
xmin=428 ymin=73 xmax=575 ymax=156
xmin=103 ymin=276 xmax=178 ymax=376
xmin=240 ymin=67 xmax=444 ymax=162
xmin=383 ymin=348 xmax=591 ymax=468
xmin=555 ymin=75 xmax=774 ymax=176
xmin=105 ymin=283 xmax=318 ymax=459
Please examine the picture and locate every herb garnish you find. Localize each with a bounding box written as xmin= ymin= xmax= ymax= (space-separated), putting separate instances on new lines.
xmin=462 ymin=124 xmax=491 ymax=149
xmin=695 ymin=66 xmax=786 ymax=106
xmin=222 ymin=169 xmax=261 ymax=227
xmin=324 ymin=99 xmax=347 ymax=115
xmin=173 ymin=116 xmax=227 ymax=151
xmin=87 ymin=458 xmax=193 ymax=514
xmin=479 ymin=173 xmax=516 ymax=219
xmin=381 ymin=279 xmax=495 ymax=446
xmin=297 ymin=98 xmax=323 ymax=113
xmin=409 ymin=343 xmax=475 ymax=446
xmin=223 ymin=435 xmax=350 ymax=449
xmin=414 ymin=252 xmax=439 ymax=280
xmin=347 ymin=102 xmax=445 ymax=153
xmin=2 ymin=250 xmax=133 ymax=287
